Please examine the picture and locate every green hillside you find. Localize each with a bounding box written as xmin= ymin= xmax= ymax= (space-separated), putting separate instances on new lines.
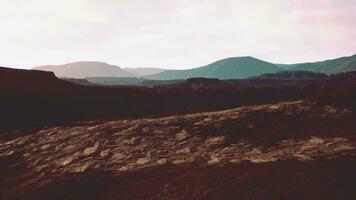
xmin=283 ymin=54 xmax=356 ymax=74
xmin=146 ymin=57 xmax=283 ymax=80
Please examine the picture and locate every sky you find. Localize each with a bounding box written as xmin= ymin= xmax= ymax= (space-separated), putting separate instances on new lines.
xmin=0 ymin=0 xmax=356 ymax=69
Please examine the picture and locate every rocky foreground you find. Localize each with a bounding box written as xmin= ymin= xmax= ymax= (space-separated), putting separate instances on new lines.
xmin=1 ymin=100 xmax=356 ymax=200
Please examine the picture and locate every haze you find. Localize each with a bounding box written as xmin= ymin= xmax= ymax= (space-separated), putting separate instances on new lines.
xmin=1 ymin=0 xmax=356 ymax=69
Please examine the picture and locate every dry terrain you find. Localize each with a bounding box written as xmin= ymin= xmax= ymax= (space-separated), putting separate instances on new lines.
xmin=1 ymin=100 xmax=356 ymax=200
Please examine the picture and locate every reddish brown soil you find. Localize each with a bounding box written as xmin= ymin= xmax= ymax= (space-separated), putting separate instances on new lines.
xmin=2 ymin=158 xmax=356 ymax=200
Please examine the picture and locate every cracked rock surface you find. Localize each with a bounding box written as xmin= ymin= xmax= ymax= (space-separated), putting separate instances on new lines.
xmin=1 ymin=100 xmax=356 ymax=200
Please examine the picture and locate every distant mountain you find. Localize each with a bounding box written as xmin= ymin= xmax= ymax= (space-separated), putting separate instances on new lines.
xmin=32 ymin=54 xmax=356 ymax=80
xmin=146 ymin=55 xmax=356 ymax=80
xmin=123 ymin=67 xmax=166 ymax=77
xmin=279 ymin=54 xmax=356 ymax=74
xmin=145 ymin=57 xmax=283 ymax=80
xmin=33 ymin=61 xmax=135 ymax=78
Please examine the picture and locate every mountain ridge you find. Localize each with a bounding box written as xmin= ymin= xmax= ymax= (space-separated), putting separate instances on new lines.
xmin=31 ymin=54 xmax=356 ymax=80
xmin=282 ymin=54 xmax=356 ymax=74
xmin=146 ymin=54 xmax=356 ymax=80
xmin=145 ymin=56 xmax=283 ymax=80
xmin=33 ymin=61 xmax=135 ymax=78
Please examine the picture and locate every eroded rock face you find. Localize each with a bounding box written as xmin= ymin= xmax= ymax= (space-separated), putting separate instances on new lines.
xmin=0 ymin=100 xmax=356 ymax=199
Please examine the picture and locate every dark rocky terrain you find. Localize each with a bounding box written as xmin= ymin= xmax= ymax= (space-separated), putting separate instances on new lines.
xmin=1 ymin=67 xmax=354 ymax=131
xmin=1 ymin=99 xmax=356 ymax=199
xmin=1 ymin=66 xmax=356 ymax=199
xmin=2 ymin=67 xmax=345 ymax=132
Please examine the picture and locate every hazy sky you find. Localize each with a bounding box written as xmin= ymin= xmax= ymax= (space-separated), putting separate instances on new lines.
xmin=1 ymin=0 xmax=356 ymax=69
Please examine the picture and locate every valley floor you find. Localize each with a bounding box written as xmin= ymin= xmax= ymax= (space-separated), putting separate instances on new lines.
xmin=1 ymin=100 xmax=356 ymax=200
